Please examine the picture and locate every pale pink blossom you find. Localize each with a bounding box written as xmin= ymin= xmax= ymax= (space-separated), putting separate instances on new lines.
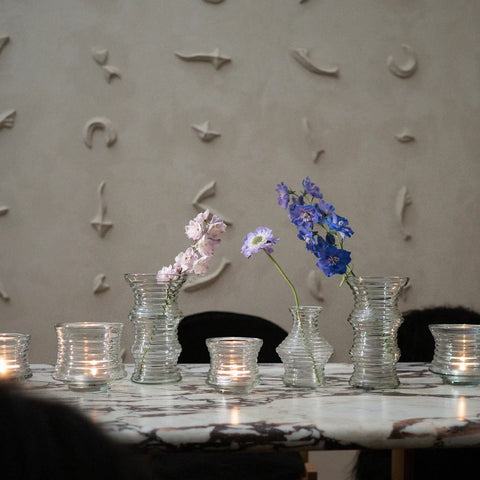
xmin=185 ymin=219 xmax=205 ymax=241
xmin=157 ymin=210 xmax=226 ymax=283
xmin=156 ymin=265 xmax=181 ymax=282
xmin=174 ymin=247 xmax=197 ymax=272
xmin=195 ymin=209 xmax=210 ymax=222
xmin=195 ymin=235 xmax=220 ymax=257
xmin=192 ymin=256 xmax=210 ymax=275
xmin=185 ymin=209 xmax=210 ymax=240
xmin=207 ymin=215 xmax=227 ymax=238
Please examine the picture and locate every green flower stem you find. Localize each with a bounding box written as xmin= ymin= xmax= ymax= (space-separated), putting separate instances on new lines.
xmin=265 ymin=252 xmax=321 ymax=385
xmin=266 ymin=253 xmax=299 ymax=310
xmin=339 ymin=264 xmax=356 ymax=287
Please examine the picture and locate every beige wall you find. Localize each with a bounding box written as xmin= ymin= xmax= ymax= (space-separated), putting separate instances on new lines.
xmin=1 ymin=0 xmax=479 ymax=364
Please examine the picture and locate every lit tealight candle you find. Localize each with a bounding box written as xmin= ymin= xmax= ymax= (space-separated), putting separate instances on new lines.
xmin=90 ymin=361 xmax=99 ymax=377
xmin=0 ymin=358 xmax=8 ymax=376
xmin=0 ymin=333 xmax=31 ymax=380
xmin=429 ymin=324 xmax=480 ymax=385
xmin=206 ymin=337 xmax=263 ymax=394
xmin=457 ymin=395 xmax=466 ymax=420
xmin=457 ymin=356 xmax=467 ymax=372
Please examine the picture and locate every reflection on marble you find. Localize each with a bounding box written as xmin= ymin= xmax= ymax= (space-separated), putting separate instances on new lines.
xmin=22 ymin=363 xmax=480 ymax=453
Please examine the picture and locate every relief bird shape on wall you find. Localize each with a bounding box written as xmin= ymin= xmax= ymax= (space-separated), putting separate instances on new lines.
xmin=90 ymin=181 xmax=113 ymax=238
xmin=175 ymin=48 xmax=231 ymax=70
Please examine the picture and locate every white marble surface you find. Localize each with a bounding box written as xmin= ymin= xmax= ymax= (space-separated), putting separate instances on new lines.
xmin=21 ymin=363 xmax=480 ymax=453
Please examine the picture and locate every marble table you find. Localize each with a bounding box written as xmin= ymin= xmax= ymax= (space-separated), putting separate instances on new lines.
xmin=21 ymin=362 xmax=480 ymax=455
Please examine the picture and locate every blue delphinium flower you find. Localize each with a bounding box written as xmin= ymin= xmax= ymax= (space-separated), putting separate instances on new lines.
xmin=275 ymin=182 xmax=290 ymax=209
xmin=326 ymin=213 xmax=354 ymax=239
xmin=289 ymin=204 xmax=322 ymax=229
xmin=315 ymin=244 xmax=352 ymax=277
xmin=276 ymin=178 xmax=355 ymax=284
xmin=302 ymin=177 xmax=323 ymax=199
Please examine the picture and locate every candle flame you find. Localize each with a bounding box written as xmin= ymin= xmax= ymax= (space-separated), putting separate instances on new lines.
xmin=230 ymin=406 xmax=240 ymax=425
xmin=0 ymin=358 xmax=7 ymax=374
xmin=457 ymin=396 xmax=466 ymax=420
xmin=90 ymin=360 xmax=98 ymax=377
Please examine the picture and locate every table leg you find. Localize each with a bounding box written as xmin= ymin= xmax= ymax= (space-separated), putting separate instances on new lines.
xmin=300 ymin=451 xmax=317 ymax=480
xmin=391 ymin=449 xmax=414 ymax=480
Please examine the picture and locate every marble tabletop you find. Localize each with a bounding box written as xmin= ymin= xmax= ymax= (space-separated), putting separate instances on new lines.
xmin=20 ymin=363 xmax=480 ymax=453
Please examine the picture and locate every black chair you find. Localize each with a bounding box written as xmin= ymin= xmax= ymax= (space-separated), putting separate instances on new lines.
xmin=178 ymin=310 xmax=288 ymax=363
xmin=352 ymin=305 xmax=480 ymax=480
xmin=151 ymin=311 xmax=312 ymax=480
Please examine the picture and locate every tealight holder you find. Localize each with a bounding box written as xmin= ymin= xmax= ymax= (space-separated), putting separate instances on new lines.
xmin=53 ymin=322 xmax=126 ymax=392
xmin=206 ymin=337 xmax=263 ymax=394
xmin=0 ymin=333 xmax=32 ymax=381
xmin=429 ymin=324 xmax=480 ymax=386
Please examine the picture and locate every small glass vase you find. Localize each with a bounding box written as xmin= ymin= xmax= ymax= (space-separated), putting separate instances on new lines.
xmin=206 ymin=337 xmax=263 ymax=394
xmin=276 ymin=306 xmax=333 ymax=389
xmin=347 ymin=275 xmax=409 ymax=389
xmin=0 ymin=333 xmax=32 ymax=381
xmin=53 ymin=322 xmax=125 ymax=392
xmin=429 ymin=324 xmax=480 ymax=386
xmin=125 ymin=273 xmax=185 ymax=384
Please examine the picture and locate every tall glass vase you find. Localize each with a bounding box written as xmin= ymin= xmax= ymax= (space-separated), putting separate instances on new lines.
xmin=346 ymin=276 xmax=409 ymax=389
xmin=125 ymin=273 xmax=185 ymax=384
xmin=276 ymin=306 xmax=333 ymax=388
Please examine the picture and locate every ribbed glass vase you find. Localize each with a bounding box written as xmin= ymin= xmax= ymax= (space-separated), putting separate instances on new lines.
xmin=276 ymin=306 xmax=333 ymax=389
xmin=347 ymin=276 xmax=409 ymax=389
xmin=125 ymin=273 xmax=185 ymax=384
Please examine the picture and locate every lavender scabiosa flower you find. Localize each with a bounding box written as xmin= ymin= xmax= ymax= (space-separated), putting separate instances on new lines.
xmin=241 ymin=227 xmax=279 ymax=258
xmin=241 ymin=227 xmax=299 ymax=309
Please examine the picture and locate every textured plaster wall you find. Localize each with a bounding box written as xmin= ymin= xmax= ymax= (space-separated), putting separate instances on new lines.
xmin=1 ymin=0 xmax=479 ymax=364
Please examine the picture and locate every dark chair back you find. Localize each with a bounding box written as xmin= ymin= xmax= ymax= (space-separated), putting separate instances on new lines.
xmin=178 ymin=311 xmax=287 ymax=363
xmin=398 ymin=305 xmax=480 ymax=362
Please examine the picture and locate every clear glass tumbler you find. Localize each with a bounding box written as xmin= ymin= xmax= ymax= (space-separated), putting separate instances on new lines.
xmin=429 ymin=324 xmax=480 ymax=385
xmin=53 ymin=322 xmax=125 ymax=392
xmin=206 ymin=337 xmax=263 ymax=394
xmin=0 ymin=333 xmax=32 ymax=381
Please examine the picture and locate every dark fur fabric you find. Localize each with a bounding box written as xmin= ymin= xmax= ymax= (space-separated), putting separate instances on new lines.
xmin=0 ymin=384 xmax=151 ymax=480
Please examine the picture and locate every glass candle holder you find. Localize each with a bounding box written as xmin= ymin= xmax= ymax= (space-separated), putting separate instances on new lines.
xmin=429 ymin=324 xmax=480 ymax=385
xmin=0 ymin=333 xmax=32 ymax=381
xmin=53 ymin=322 xmax=126 ymax=392
xmin=206 ymin=337 xmax=263 ymax=394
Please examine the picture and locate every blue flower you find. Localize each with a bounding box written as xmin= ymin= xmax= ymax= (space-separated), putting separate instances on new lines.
xmin=315 ymin=245 xmax=352 ymax=277
xmin=297 ymin=226 xmax=325 ymax=253
xmin=289 ymin=204 xmax=321 ymax=229
xmin=241 ymin=227 xmax=279 ymax=258
xmin=315 ymin=199 xmax=335 ymax=220
xmin=275 ymin=182 xmax=290 ymax=209
xmin=326 ymin=214 xmax=354 ymax=239
xmin=302 ymin=177 xmax=323 ymax=199
xmin=277 ymin=178 xmax=355 ymax=282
